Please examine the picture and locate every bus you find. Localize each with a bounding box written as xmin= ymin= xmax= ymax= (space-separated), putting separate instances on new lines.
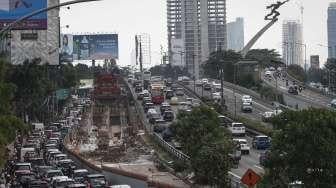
xmin=151 ymin=84 xmax=164 ymax=104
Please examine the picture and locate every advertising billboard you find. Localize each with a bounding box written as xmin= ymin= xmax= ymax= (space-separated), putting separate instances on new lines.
xmin=60 ymin=34 xmax=74 ymax=63
xmin=0 ymin=0 xmax=47 ymax=29
xmin=72 ymin=34 xmax=119 ymax=60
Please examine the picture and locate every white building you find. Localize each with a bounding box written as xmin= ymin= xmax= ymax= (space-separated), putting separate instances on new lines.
xmin=167 ymin=0 xmax=227 ymax=79
xmin=136 ymin=33 xmax=151 ymax=67
xmin=227 ymin=17 xmax=244 ymax=51
xmin=282 ymin=20 xmax=303 ymax=67
xmin=9 ymin=0 xmax=60 ymax=65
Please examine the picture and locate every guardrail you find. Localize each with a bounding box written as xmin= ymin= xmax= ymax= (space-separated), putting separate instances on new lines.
xmin=152 ymin=133 xmax=190 ymax=162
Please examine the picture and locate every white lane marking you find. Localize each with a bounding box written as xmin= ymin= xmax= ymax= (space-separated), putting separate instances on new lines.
xmin=254 ymin=165 xmax=264 ymax=170
xmin=228 ymin=171 xmax=242 ymax=179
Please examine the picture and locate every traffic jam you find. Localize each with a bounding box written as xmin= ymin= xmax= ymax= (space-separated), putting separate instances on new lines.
xmin=128 ymin=72 xmax=272 ymax=169
xmin=0 ymin=97 xmax=130 ymax=188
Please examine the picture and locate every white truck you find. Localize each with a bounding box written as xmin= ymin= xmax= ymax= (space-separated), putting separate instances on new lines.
xmin=31 ymin=123 xmax=44 ymax=131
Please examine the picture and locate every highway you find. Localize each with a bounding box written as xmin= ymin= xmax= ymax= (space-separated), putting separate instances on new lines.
xmin=129 ymin=80 xmax=267 ymax=180
xmin=263 ymin=70 xmax=333 ymax=109
xmin=178 ymin=82 xmax=266 ymax=178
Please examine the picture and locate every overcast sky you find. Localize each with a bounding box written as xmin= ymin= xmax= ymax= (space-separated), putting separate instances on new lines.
xmin=60 ymin=0 xmax=332 ymax=67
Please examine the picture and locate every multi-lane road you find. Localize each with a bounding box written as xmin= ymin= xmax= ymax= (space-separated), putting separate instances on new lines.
xmin=263 ymin=70 xmax=333 ymax=109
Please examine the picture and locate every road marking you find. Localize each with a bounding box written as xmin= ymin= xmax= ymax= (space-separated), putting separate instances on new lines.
xmin=254 ymin=165 xmax=264 ymax=170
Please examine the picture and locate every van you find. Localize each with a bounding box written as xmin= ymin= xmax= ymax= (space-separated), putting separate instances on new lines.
xmin=228 ymin=123 xmax=245 ymax=136
xmin=252 ymin=135 xmax=271 ymax=150
xmin=32 ymin=123 xmax=44 ymax=131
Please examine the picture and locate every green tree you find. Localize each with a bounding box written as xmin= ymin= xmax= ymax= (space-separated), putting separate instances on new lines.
xmin=245 ymin=49 xmax=282 ymax=68
xmin=287 ymin=64 xmax=306 ymax=82
xmin=203 ymin=50 xmax=242 ymax=82
xmin=262 ymin=108 xmax=336 ymax=187
xmin=171 ymin=106 xmax=232 ymax=186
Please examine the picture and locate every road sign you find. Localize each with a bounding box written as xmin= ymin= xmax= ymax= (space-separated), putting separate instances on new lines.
xmin=241 ymin=169 xmax=261 ymax=187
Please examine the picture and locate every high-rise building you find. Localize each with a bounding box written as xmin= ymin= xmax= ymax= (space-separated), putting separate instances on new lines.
xmin=328 ymin=2 xmax=336 ymax=59
xmin=136 ymin=33 xmax=152 ymax=67
xmin=167 ymin=0 xmax=227 ymax=79
xmin=227 ymin=17 xmax=244 ymax=51
xmin=282 ymin=20 xmax=303 ymax=67
xmin=310 ymin=55 xmax=320 ymax=69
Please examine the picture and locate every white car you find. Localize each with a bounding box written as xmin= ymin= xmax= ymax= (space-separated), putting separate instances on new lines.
xmin=265 ymin=71 xmax=272 ymax=77
xmin=201 ymin=78 xmax=208 ymax=84
xmin=228 ymin=123 xmax=245 ymax=136
xmin=242 ymin=95 xmax=252 ymax=105
xmin=212 ymin=92 xmax=221 ymax=100
xmin=170 ymin=97 xmax=179 ymax=105
xmin=195 ymin=80 xmax=203 ymax=87
xmin=233 ymin=139 xmax=250 ymax=155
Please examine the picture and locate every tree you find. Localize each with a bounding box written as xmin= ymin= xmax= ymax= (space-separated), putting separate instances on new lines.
xmin=203 ymin=50 xmax=242 ymax=82
xmin=262 ymin=108 xmax=336 ymax=187
xmin=245 ymin=49 xmax=282 ymax=68
xmin=287 ymin=64 xmax=306 ymax=82
xmin=171 ymin=106 xmax=232 ymax=186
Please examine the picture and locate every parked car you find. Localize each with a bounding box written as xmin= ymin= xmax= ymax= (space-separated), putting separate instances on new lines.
xmin=252 ymin=135 xmax=271 ymax=150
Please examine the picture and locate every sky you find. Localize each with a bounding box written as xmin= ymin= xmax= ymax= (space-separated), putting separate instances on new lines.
xmin=60 ymin=0 xmax=332 ymax=68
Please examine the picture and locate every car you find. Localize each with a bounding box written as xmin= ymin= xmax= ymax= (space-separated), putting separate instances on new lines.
xmin=14 ymin=162 xmax=32 ymax=172
xmin=262 ymin=111 xmax=275 ymax=122
xmin=144 ymin=102 xmax=155 ymax=113
xmin=265 ymin=70 xmax=272 ymax=77
xmin=108 ymin=185 xmax=131 ymax=188
xmin=72 ymin=169 xmax=89 ymax=183
xmin=288 ymin=86 xmax=298 ymax=95
xmin=56 ymin=159 xmax=76 ymax=176
xmin=175 ymin=88 xmax=184 ymax=96
xmin=218 ymin=115 xmax=230 ymax=127
xmin=142 ymin=97 xmax=152 ymax=106
xmin=153 ymin=124 xmax=167 ymax=133
xmin=201 ymin=78 xmax=208 ymax=84
xmin=143 ymin=90 xmax=151 ymax=98
xmin=171 ymin=84 xmax=178 ymax=91
xmin=135 ymin=86 xmax=142 ymax=93
xmin=233 ymin=139 xmax=250 ymax=155
xmin=252 ymin=135 xmax=271 ymax=150
xmin=241 ymin=102 xmax=253 ymax=113
xmin=228 ymin=123 xmax=245 ymax=136
xmin=195 ymin=80 xmax=203 ymax=87
xmin=165 ymin=90 xmax=174 ymax=100
xmin=330 ymin=99 xmax=336 ymax=108
xmin=241 ymin=95 xmax=252 ymax=105
xmin=52 ymin=177 xmax=75 ymax=188
xmin=28 ymin=179 xmax=49 ymax=188
xmin=162 ymin=128 xmax=174 ymax=142
xmin=163 ymin=110 xmax=174 ymax=121
xmin=170 ymin=97 xmax=179 ymax=105
xmin=160 ymin=103 xmax=172 ymax=115
xmin=203 ymin=83 xmax=212 ymax=91
xmin=43 ymin=169 xmax=64 ymax=182
xmin=212 ymin=92 xmax=221 ymax=102
xmin=66 ymin=183 xmax=87 ymax=188
xmin=148 ymin=111 xmax=161 ymax=124
xmin=137 ymin=92 xmax=144 ymax=100
xmin=85 ymin=174 xmax=107 ymax=188
xmin=259 ymin=150 xmax=270 ymax=166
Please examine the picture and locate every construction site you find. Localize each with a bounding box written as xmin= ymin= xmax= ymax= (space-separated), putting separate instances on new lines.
xmin=65 ymin=67 xmax=188 ymax=188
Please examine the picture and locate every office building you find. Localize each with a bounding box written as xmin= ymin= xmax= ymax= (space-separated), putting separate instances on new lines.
xmin=136 ymin=33 xmax=152 ymax=67
xmin=227 ymin=17 xmax=244 ymax=51
xmin=167 ymin=0 xmax=227 ymax=79
xmin=328 ymin=2 xmax=336 ymax=59
xmin=5 ymin=0 xmax=60 ymax=65
xmin=282 ymin=20 xmax=303 ymax=67
xmin=310 ymin=55 xmax=320 ymax=69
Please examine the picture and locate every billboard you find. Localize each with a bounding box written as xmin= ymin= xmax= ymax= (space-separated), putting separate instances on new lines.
xmin=72 ymin=34 xmax=119 ymax=60
xmin=60 ymin=34 xmax=74 ymax=63
xmin=0 ymin=0 xmax=47 ymax=29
